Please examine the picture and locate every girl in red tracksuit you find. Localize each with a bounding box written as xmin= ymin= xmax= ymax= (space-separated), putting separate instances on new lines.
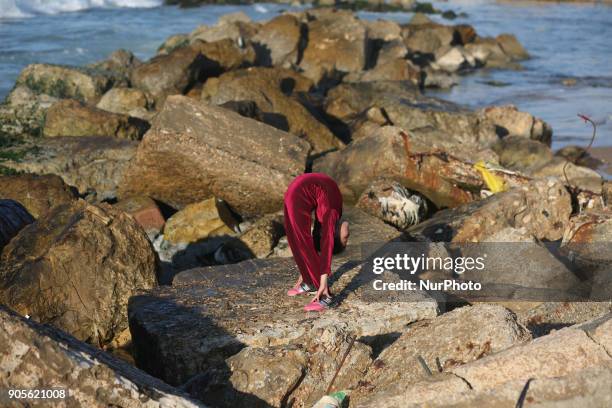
xmin=284 ymin=173 xmax=349 ymax=312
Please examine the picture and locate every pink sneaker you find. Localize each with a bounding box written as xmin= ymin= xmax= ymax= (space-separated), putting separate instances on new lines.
xmin=304 ymin=297 xmax=333 ymax=312
xmin=287 ymin=282 xmax=315 ymax=297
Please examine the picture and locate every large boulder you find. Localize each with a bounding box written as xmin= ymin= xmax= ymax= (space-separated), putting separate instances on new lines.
xmin=299 ymin=10 xmax=370 ymax=85
xmin=251 ymin=14 xmax=304 ymax=66
xmin=480 ymin=105 xmax=552 ymax=145
xmin=0 ymin=173 xmax=76 ymax=218
xmin=201 ymin=67 xmax=341 ymax=153
xmin=127 ymin=209 xmax=428 ymax=391
xmin=0 ymin=85 xmax=57 ymax=137
xmin=0 ymin=136 xmax=138 ymax=201
xmin=401 ymin=22 xmax=455 ymax=55
xmin=118 ymin=95 xmax=310 ymax=216
xmin=15 ymin=63 xmax=113 ymax=102
xmin=406 ymin=178 xmax=572 ymax=242
xmin=190 ymin=38 xmax=256 ymax=75
xmin=88 ymin=49 xmax=142 ymax=87
xmin=189 ymin=19 xmax=259 ymax=44
xmin=0 ymin=306 xmax=202 ymax=408
xmin=492 ymin=135 xmax=554 ymax=173
xmin=356 ymin=314 xmax=612 ymax=407
xmin=353 ymin=304 xmax=530 ymax=403
xmin=0 ymin=200 xmax=34 ymax=251
xmin=163 ymin=198 xmax=237 ymax=244
xmin=96 ymin=87 xmax=153 ymax=115
xmin=0 ymin=200 xmax=158 ymax=345
xmin=313 ymin=126 xmax=524 ymax=207
xmin=236 ymin=213 xmax=284 ymax=258
xmin=187 ymin=325 xmax=373 ymax=408
xmin=323 ymin=81 xmax=501 ymax=146
xmin=43 ymin=99 xmax=149 ymax=140
xmin=130 ymin=45 xmax=208 ymax=106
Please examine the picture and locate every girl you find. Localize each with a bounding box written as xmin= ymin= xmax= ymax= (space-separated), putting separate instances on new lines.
xmin=284 ymin=173 xmax=350 ymax=311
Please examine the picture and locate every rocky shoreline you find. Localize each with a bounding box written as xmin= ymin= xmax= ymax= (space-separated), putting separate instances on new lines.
xmin=1 ymin=6 xmax=611 ymax=408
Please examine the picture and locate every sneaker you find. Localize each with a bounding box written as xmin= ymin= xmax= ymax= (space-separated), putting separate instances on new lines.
xmin=287 ymin=282 xmax=315 ymax=297
xmin=304 ymin=296 xmax=333 ymax=312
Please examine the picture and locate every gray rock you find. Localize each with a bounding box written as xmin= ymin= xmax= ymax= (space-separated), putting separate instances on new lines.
xmin=119 ymin=95 xmax=310 ymax=216
xmin=0 ymin=173 xmax=76 ymax=219
xmin=353 ymin=304 xmax=530 ymax=404
xmin=406 ymin=178 xmax=572 ymax=242
xmin=127 ymin=209 xmax=435 ymax=391
xmin=0 ymin=306 xmax=203 ymax=408
xmin=0 ymin=200 xmax=34 ymax=251
xmin=0 ymin=200 xmax=158 ymax=345
xmin=0 ymin=136 xmax=138 ymax=201
xmin=15 ymin=63 xmax=113 ymax=102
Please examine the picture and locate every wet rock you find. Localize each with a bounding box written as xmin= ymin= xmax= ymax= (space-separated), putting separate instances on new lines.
xmin=492 ymin=134 xmax=554 ymax=173
xmin=164 ymin=198 xmax=237 ymax=245
xmin=532 ymin=157 xmax=603 ymax=193
xmin=114 ymin=195 xmax=166 ymax=239
xmin=1 ymin=136 xmax=138 ymax=201
xmin=190 ymin=38 xmax=256 ymax=74
xmin=119 ymin=95 xmax=310 ymax=216
xmin=365 ymin=19 xmax=402 ymax=41
xmin=356 ymin=178 xmax=429 ymax=229
xmin=314 ymin=126 xmax=521 ymax=207
xmin=324 ymin=81 xmax=501 ymax=147
xmin=44 ymin=99 xmax=149 ymax=140
xmin=15 ymin=63 xmax=113 ymax=102
xmin=0 ymin=306 xmax=202 ymax=408
xmin=0 ymin=85 xmax=57 ymax=137
xmin=496 ymin=33 xmax=529 ymax=60
xmin=401 ymin=22 xmax=455 ymax=55
xmin=97 ymin=87 xmax=154 ymax=115
xmin=344 ymin=58 xmax=422 ymax=85
xmin=406 ymin=178 xmax=572 ymax=242
xmin=237 ymin=213 xmax=284 ymax=258
xmin=251 ymin=14 xmax=303 ymax=66
xmin=434 ymin=46 xmax=476 ymax=73
xmin=353 ymin=304 xmax=530 ymax=403
xmin=480 ymin=105 xmax=552 ymax=145
xmin=465 ymin=37 xmax=518 ymax=69
xmin=0 ymin=200 xmax=158 ymax=345
xmin=0 ymin=200 xmax=34 ymax=251
xmin=555 ymin=145 xmax=604 ymax=169
xmin=127 ymin=209 xmax=420 ymax=388
xmin=374 ymin=39 xmax=409 ymax=66
xmin=0 ymin=173 xmax=76 ymax=218
xmin=299 ymin=10 xmax=369 ymax=85
xmin=157 ymin=34 xmax=190 ymax=55
xmin=201 ymin=67 xmax=340 ymax=152
xmin=88 ymin=49 xmax=142 ymax=86
xmin=189 ymin=19 xmax=259 ymax=44
xmin=130 ymin=45 xmax=208 ymax=106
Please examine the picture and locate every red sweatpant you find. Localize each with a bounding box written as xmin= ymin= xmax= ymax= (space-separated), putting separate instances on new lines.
xmin=284 ymin=173 xmax=342 ymax=288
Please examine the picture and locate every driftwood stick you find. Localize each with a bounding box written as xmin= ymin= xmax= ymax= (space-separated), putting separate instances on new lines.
xmin=326 ymin=335 xmax=356 ymax=395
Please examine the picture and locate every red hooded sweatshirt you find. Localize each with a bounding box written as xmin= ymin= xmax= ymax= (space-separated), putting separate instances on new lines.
xmin=284 ymin=173 xmax=343 ymax=288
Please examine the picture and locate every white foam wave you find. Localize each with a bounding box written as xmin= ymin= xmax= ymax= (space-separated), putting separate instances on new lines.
xmin=0 ymin=0 xmax=162 ymax=19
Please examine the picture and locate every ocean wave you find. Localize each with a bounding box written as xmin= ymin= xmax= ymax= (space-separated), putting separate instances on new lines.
xmin=0 ymin=0 xmax=162 ymax=19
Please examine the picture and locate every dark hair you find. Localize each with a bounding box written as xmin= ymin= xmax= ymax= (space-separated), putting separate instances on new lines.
xmin=313 ymin=217 xmax=346 ymax=255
